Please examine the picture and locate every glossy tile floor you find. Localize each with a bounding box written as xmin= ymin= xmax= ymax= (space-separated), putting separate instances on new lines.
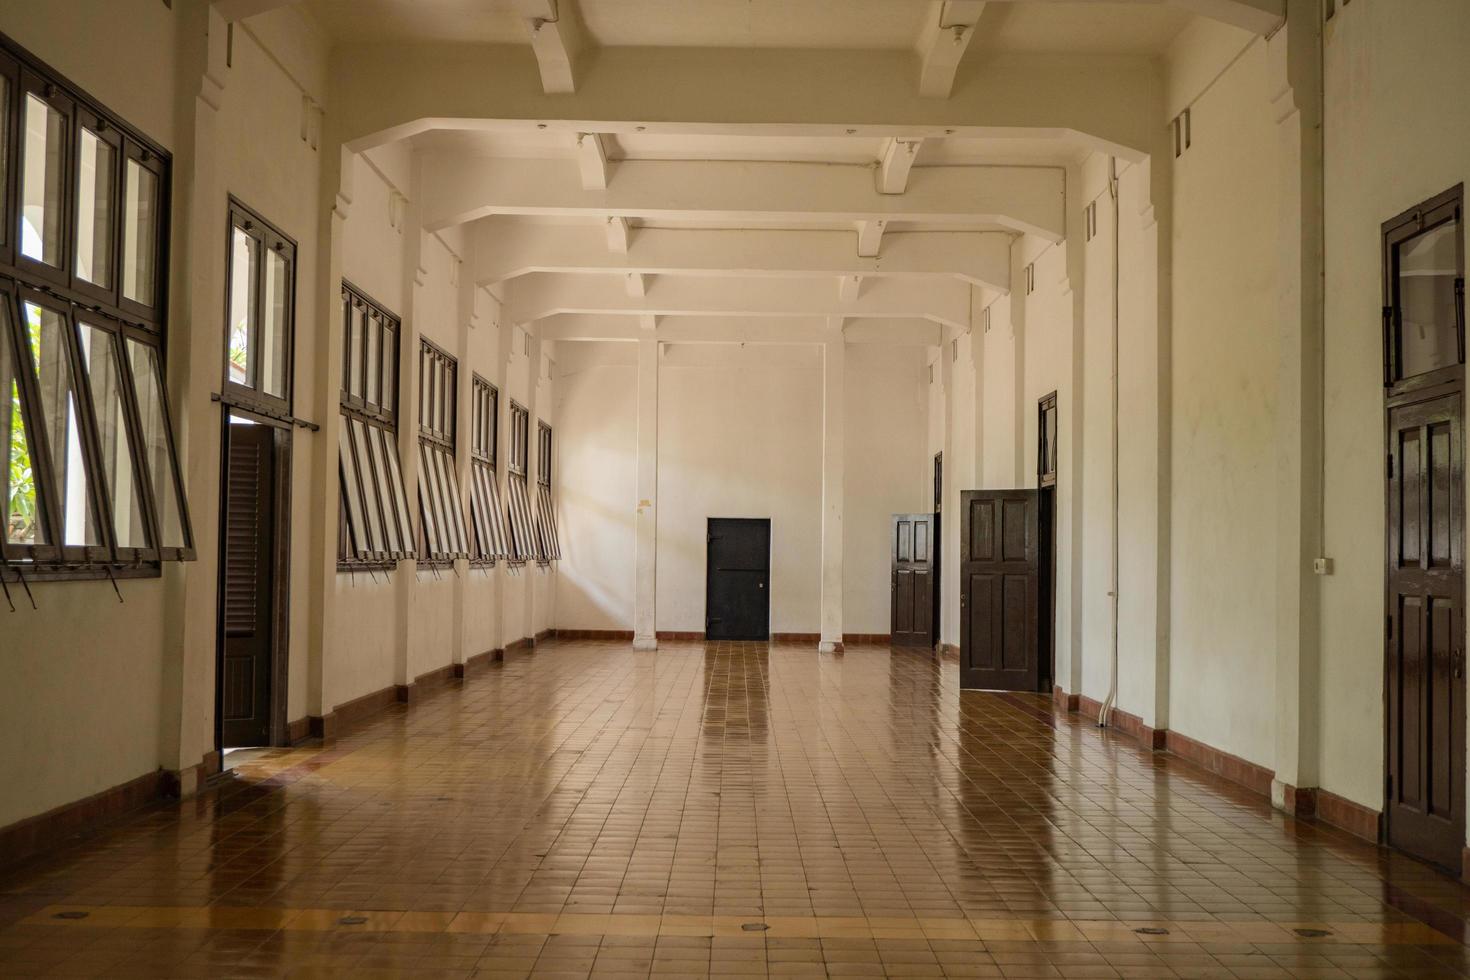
xmin=4 ymin=640 xmax=1470 ymax=978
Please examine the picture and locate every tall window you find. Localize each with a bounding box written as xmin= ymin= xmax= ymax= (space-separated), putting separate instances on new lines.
xmin=1 ymin=40 xmax=192 ymax=577
xmin=224 ymin=200 xmax=294 ymax=415
xmin=1383 ymin=186 xmax=1464 ymax=391
xmin=534 ymin=421 xmax=560 ymax=562
xmin=504 ymin=401 xmax=536 ymax=563
xmin=467 ymin=376 xmax=511 ymax=564
xmin=418 ymin=339 xmax=468 ymax=562
xmin=337 ymin=282 xmax=413 ymax=566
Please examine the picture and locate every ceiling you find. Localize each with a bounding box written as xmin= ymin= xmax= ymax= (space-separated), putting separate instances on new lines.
xmin=303 ymin=0 xmax=1193 ymax=55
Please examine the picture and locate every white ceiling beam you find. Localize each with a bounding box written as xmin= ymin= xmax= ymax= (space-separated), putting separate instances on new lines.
xmin=1170 ymin=0 xmax=1284 ymax=34
xmin=625 ymin=273 xmax=647 ymax=297
xmin=838 ymin=276 xmax=862 ymax=304
xmin=916 ymin=1 xmax=986 ymax=99
xmin=424 ymin=156 xmax=1064 ymax=241
xmin=337 ymin=48 xmax=1156 ymax=159
xmin=877 ymin=139 xmax=923 ymax=194
xmin=474 ymin=225 xmax=1010 ymax=291
xmin=575 ymin=133 xmax=609 ymax=190
xmin=856 ymin=221 xmax=886 ymax=259
xmin=211 ymin=0 xmax=302 ymax=20
xmin=522 ymin=0 xmax=585 ymax=95
xmin=539 ymin=315 xmax=943 ymax=348
xmin=605 ymin=216 xmax=631 ymax=253
xmin=507 ymin=274 xmax=972 ymax=329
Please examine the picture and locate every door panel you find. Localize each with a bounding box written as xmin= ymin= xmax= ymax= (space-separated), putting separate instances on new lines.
xmin=1386 ymin=391 xmax=1465 ymax=870
xmin=960 ymin=491 xmax=1041 ymax=691
xmin=891 ymin=513 xmax=938 ymax=647
xmin=707 ymin=518 xmax=770 ymax=641
xmin=220 ymin=422 xmax=275 ymax=748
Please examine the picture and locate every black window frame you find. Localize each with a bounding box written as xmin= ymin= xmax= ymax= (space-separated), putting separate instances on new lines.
xmin=222 ymin=198 xmax=296 ymax=419
xmin=337 ymin=281 xmax=413 ymax=569
xmin=0 ymin=32 xmax=192 ymax=582
xmin=1383 ymin=185 xmax=1465 ymax=397
xmin=416 ymin=338 xmax=468 ymax=564
xmin=533 ymin=420 xmax=560 ymax=562
xmin=1038 ymin=392 xmax=1058 ymax=489
xmin=504 ymin=400 xmax=536 ymax=563
xmin=467 ymin=374 xmax=512 ymax=566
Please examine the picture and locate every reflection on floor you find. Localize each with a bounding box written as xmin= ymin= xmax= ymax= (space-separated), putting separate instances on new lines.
xmin=2 ymin=639 xmax=1470 ymax=978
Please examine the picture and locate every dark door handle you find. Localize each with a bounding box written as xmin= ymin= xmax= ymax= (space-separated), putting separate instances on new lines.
xmin=1454 ymin=649 xmax=1464 ymax=679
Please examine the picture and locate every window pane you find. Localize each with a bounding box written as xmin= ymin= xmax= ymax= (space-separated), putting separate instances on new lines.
xmin=382 ymin=428 xmax=412 ymax=556
xmin=437 ymin=450 xmax=463 ymax=553
xmin=382 ymin=325 xmax=396 ymax=414
xmin=228 ymin=227 xmax=258 ymax=386
xmin=125 ymin=339 xmax=187 ymax=548
xmin=22 ymin=301 xmax=98 ymax=547
xmin=366 ymin=312 xmax=381 ymax=408
xmin=21 ymin=93 xmax=66 ymax=267
xmin=1399 ymin=221 xmax=1462 ymax=378
xmin=418 ymin=442 xmax=441 ymax=556
xmin=425 ymin=443 xmax=450 ymax=553
xmin=350 ymin=418 xmax=384 ymax=552
xmin=261 ymin=246 xmax=289 ymax=397
xmin=347 ymin=303 xmax=363 ymax=398
xmin=2 ymin=301 xmax=44 ymax=545
xmin=337 ymin=421 xmax=367 ymax=557
xmin=0 ymin=75 xmax=9 ymax=249
xmin=122 ymin=161 xmax=159 ymax=305
xmin=76 ymin=129 xmax=117 ymax=289
xmin=77 ymin=323 xmax=147 ymax=548
xmin=366 ymin=423 xmax=399 ymax=554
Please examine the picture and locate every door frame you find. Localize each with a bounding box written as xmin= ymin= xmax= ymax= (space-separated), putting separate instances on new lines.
xmin=704 ymin=517 xmax=771 ymax=641
xmin=1037 ymin=392 xmax=1059 ymax=691
xmin=215 ymin=407 xmax=293 ymax=750
xmin=1381 ymin=184 xmax=1466 ymax=863
xmin=890 ymin=512 xmax=939 ymax=648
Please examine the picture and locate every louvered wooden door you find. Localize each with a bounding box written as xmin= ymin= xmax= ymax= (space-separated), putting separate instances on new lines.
xmin=220 ymin=422 xmax=276 ymax=748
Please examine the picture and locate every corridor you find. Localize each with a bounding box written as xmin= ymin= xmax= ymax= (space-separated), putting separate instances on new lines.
xmin=2 ymin=642 xmax=1468 ymax=978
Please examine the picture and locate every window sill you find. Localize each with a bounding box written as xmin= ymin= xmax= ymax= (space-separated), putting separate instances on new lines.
xmin=337 ymin=560 xmax=398 ymax=573
xmin=0 ymin=562 xmax=162 ymax=584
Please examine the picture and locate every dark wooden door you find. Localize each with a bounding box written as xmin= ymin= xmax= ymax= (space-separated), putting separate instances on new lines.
xmin=891 ymin=513 xmax=937 ymax=647
xmin=1386 ymin=390 xmax=1465 ymax=870
xmin=960 ymin=490 xmax=1042 ymax=691
xmin=220 ymin=422 xmax=276 ymax=748
xmin=707 ymin=518 xmax=770 ymax=641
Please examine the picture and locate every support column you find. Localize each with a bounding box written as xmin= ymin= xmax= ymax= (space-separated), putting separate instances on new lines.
xmin=395 ymin=161 xmax=428 ymax=692
xmin=525 ymin=331 xmax=543 ymax=639
xmin=632 ymin=333 xmax=659 ymax=650
xmin=819 ymin=326 xmax=846 ymax=653
xmin=1269 ymin=4 xmax=1325 ymax=812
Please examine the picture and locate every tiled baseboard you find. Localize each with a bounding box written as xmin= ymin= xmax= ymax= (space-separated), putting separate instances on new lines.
xmin=1077 ymin=696 xmax=1166 ymax=750
xmin=842 ymin=633 xmax=891 ymax=645
xmin=554 ymin=629 xmax=635 ymax=641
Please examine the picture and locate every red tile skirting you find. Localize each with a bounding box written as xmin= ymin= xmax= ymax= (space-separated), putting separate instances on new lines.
xmin=656 ymin=631 xmax=704 ymax=641
xmin=505 ymin=636 xmax=536 ymax=653
xmin=287 ymin=716 xmax=313 ymax=745
xmin=554 ymin=629 xmax=635 ymax=641
xmin=1164 ymin=729 xmax=1275 ymax=798
xmin=413 ymin=663 xmax=458 ymax=693
xmin=1052 ymin=686 xmax=1080 ymax=713
xmin=454 ymin=649 xmax=498 ymax=678
xmin=535 ymin=629 xmax=554 ymax=643
xmin=842 ymin=633 xmax=891 ymax=645
xmin=772 ymin=632 xmax=820 ymax=643
xmin=327 ymin=683 xmax=399 ymax=736
xmin=1077 ymin=696 xmax=1167 ymax=750
xmin=937 ymin=643 xmax=959 ymax=658
xmin=1282 ymin=784 xmax=1317 ymax=819
xmin=1316 ymin=788 xmax=1382 ymax=843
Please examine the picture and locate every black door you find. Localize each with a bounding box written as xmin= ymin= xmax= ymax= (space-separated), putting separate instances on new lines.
xmin=1386 ymin=391 xmax=1465 ymax=870
xmin=707 ymin=518 xmax=770 ymax=641
xmin=891 ymin=513 xmax=938 ymax=647
xmin=960 ymin=490 xmax=1042 ymax=691
xmin=219 ymin=421 xmax=276 ymax=747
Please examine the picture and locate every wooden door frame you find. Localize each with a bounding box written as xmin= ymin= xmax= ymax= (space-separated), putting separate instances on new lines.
xmin=1381 ymin=184 xmax=1466 ymax=860
xmin=704 ymin=517 xmax=771 ymax=641
xmin=214 ymin=407 xmax=293 ymax=750
xmin=1037 ymin=392 xmax=1058 ymax=692
xmin=890 ymin=512 xmax=938 ymax=649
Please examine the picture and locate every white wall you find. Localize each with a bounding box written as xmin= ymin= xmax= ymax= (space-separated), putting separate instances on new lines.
xmin=1318 ymin=0 xmax=1470 ymax=809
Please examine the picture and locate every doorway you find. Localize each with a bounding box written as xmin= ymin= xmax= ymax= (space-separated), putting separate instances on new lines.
xmin=1037 ymin=393 xmax=1059 ymax=690
xmin=959 ymin=490 xmax=1042 ymax=691
xmin=1382 ymin=185 xmax=1465 ymax=870
xmin=217 ymin=412 xmax=291 ymax=748
xmin=706 ymin=518 xmax=771 ymax=641
xmin=891 ymin=513 xmax=938 ymax=647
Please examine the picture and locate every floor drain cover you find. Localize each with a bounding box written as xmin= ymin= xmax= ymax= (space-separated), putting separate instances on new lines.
xmin=1294 ymin=928 xmax=1332 ymax=938
xmin=741 ymin=923 xmax=770 ymax=932
xmin=1134 ymin=927 xmax=1169 ymax=936
xmin=52 ymin=911 xmax=89 ymax=920
xmin=338 ymin=915 xmax=369 ymax=925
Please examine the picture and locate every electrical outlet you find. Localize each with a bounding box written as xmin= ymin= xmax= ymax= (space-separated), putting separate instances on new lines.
xmin=1313 ymin=557 xmax=1334 ymax=576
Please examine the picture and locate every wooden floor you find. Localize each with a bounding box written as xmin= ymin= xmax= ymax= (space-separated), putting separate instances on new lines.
xmin=3 ymin=639 xmax=1470 ymax=977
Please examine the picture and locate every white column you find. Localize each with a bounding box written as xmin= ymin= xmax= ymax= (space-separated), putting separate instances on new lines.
xmin=632 ymin=334 xmax=659 ymax=650
xmin=1269 ymin=5 xmax=1325 ymax=808
xmin=819 ymin=331 xmax=846 ymax=653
